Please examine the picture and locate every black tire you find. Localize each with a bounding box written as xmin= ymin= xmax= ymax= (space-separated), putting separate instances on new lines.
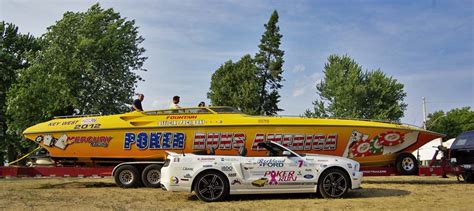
xmin=114 ymin=165 xmax=141 ymax=188
xmin=462 ymin=172 xmax=473 ymax=183
xmin=395 ymin=153 xmax=418 ymax=175
xmin=141 ymin=164 xmax=162 ymax=188
xmin=193 ymin=171 xmax=229 ymax=202
xmin=317 ymin=168 xmax=350 ymax=199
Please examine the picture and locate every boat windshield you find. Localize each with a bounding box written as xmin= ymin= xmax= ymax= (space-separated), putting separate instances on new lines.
xmin=144 ymin=108 xmax=211 ymax=115
xmin=209 ymin=107 xmax=242 ymax=114
xmin=143 ymin=106 xmax=242 ymax=115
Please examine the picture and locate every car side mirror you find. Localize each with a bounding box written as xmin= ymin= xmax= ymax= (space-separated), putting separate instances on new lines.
xmin=282 ymin=151 xmax=291 ymax=156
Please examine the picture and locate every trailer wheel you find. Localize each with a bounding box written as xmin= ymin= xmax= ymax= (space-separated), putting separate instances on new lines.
xmin=396 ymin=153 xmax=418 ymax=175
xmin=114 ymin=165 xmax=140 ymax=188
xmin=194 ymin=171 xmax=229 ymax=202
xmin=317 ymin=168 xmax=350 ymax=199
xmin=142 ymin=164 xmax=162 ymax=188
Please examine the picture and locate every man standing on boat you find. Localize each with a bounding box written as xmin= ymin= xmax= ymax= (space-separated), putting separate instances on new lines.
xmin=132 ymin=94 xmax=144 ymax=111
xmin=170 ymin=96 xmax=181 ymax=109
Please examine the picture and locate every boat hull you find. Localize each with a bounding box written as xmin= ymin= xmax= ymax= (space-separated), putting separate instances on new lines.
xmin=23 ymin=123 xmax=442 ymax=167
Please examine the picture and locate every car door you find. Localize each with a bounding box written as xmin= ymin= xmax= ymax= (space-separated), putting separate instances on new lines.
xmin=240 ymin=155 xmax=313 ymax=190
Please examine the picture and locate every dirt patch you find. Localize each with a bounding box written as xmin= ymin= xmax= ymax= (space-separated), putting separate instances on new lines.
xmin=0 ymin=176 xmax=472 ymax=210
xmin=36 ymin=181 xmax=116 ymax=189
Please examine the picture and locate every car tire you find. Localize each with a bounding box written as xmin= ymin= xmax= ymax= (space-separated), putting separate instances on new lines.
xmin=114 ymin=165 xmax=141 ymax=188
xmin=194 ymin=171 xmax=229 ymax=202
xmin=462 ymin=172 xmax=473 ymax=183
xmin=396 ymin=153 xmax=418 ymax=175
xmin=142 ymin=164 xmax=162 ymax=188
xmin=317 ymin=168 xmax=350 ymax=198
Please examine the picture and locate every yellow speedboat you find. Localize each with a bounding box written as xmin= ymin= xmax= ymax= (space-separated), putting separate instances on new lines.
xmin=23 ymin=106 xmax=443 ymax=174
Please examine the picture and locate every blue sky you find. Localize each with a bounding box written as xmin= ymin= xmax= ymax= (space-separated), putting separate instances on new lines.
xmin=1 ymin=0 xmax=473 ymax=126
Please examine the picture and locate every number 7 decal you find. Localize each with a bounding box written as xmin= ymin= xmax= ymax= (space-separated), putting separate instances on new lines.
xmin=297 ymin=160 xmax=304 ymax=167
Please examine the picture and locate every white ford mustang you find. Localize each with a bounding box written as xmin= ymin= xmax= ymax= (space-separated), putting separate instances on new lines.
xmin=161 ymin=141 xmax=363 ymax=202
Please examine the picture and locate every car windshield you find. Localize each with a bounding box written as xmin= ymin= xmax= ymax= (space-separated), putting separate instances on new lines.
xmin=452 ymin=132 xmax=474 ymax=148
xmin=257 ymin=141 xmax=300 ymax=157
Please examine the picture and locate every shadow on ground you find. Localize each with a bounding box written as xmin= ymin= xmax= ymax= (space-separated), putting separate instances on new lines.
xmin=364 ymin=179 xmax=462 ymax=185
xmin=347 ymin=188 xmax=410 ymax=198
xmin=37 ymin=182 xmax=116 ymax=189
xmin=187 ymin=187 xmax=409 ymax=201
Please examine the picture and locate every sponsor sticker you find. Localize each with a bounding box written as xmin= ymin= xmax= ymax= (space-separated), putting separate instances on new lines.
xmin=198 ymin=157 xmax=215 ymax=161
xmin=81 ymin=118 xmax=97 ymax=124
xmin=258 ymin=159 xmax=285 ymax=167
xmin=264 ymin=171 xmax=297 ymax=185
xmin=221 ymin=166 xmax=233 ymax=171
xmin=231 ymin=179 xmax=242 ymax=185
xmin=170 ymin=176 xmax=179 ymax=184
xmin=36 ymin=134 xmax=112 ymax=150
xmin=304 ymin=174 xmax=314 ymax=179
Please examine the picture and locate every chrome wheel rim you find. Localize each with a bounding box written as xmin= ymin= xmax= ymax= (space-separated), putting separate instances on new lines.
xmin=197 ymin=174 xmax=224 ymax=201
xmin=146 ymin=169 xmax=161 ymax=185
xmin=322 ymin=172 xmax=347 ymax=198
xmin=119 ymin=170 xmax=134 ymax=185
xmin=402 ymin=157 xmax=414 ymax=171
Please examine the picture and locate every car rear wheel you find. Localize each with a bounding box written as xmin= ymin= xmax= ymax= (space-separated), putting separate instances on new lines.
xmin=462 ymin=171 xmax=473 ymax=183
xmin=114 ymin=165 xmax=140 ymax=188
xmin=317 ymin=168 xmax=349 ymax=198
xmin=141 ymin=164 xmax=162 ymax=188
xmin=396 ymin=153 xmax=418 ymax=175
xmin=194 ymin=171 xmax=229 ymax=202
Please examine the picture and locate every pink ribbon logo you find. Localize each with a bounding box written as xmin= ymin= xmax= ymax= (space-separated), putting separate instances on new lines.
xmin=268 ymin=171 xmax=278 ymax=185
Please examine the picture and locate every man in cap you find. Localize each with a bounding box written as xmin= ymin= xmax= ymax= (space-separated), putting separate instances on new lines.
xmin=169 ymin=96 xmax=181 ymax=109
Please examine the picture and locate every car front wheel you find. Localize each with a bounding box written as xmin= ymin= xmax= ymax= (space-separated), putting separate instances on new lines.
xmin=317 ymin=168 xmax=350 ymax=198
xmin=194 ymin=171 xmax=229 ymax=202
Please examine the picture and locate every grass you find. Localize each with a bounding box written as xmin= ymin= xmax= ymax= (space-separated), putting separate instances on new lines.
xmin=0 ymin=176 xmax=472 ymax=210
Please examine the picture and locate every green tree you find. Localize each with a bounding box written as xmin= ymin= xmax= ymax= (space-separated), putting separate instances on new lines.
xmin=0 ymin=22 xmax=41 ymax=163
xmin=6 ymin=4 xmax=146 ymax=156
xmin=254 ymin=10 xmax=285 ymax=115
xmin=305 ymin=54 xmax=407 ymax=121
xmin=426 ymin=107 xmax=474 ymax=139
xmin=208 ymin=55 xmax=260 ymax=114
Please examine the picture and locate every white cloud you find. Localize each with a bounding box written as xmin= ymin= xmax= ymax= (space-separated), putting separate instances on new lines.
xmin=292 ymin=87 xmax=305 ymax=97
xmin=292 ymin=64 xmax=305 ymax=73
xmin=151 ymin=99 xmax=170 ymax=110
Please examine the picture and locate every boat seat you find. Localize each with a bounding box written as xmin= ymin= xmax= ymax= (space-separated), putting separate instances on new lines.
xmin=239 ymin=146 xmax=247 ymax=156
